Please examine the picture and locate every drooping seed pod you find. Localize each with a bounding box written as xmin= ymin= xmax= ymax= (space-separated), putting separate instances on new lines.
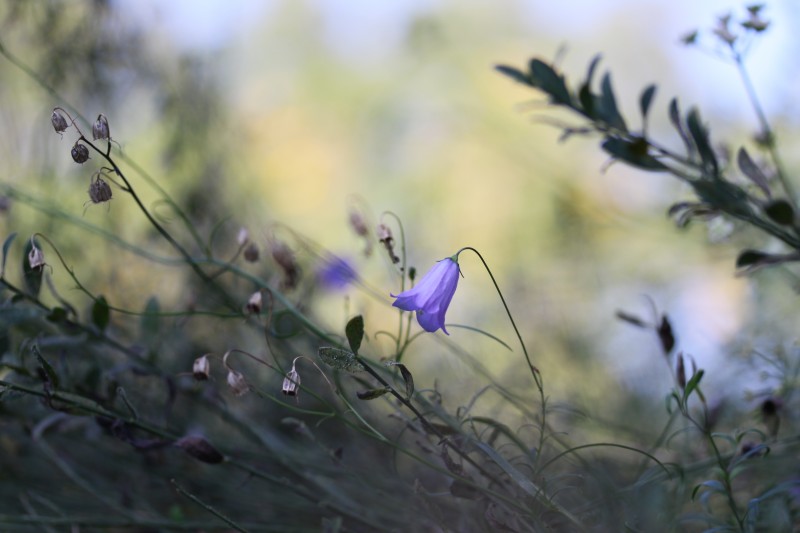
xmin=243 ymin=243 xmax=259 ymax=262
xmin=226 ymin=369 xmax=249 ymax=396
xmin=92 ymin=114 xmax=110 ymax=141
xmin=245 ymin=291 xmax=262 ymax=314
xmin=282 ymin=362 xmax=301 ymax=397
xmin=192 ymin=354 xmax=211 ymax=381
xmin=51 ymin=110 xmax=68 ymax=134
xmin=28 ymin=242 xmax=46 ymax=270
xmin=88 ymin=176 xmax=113 ymax=204
xmin=377 ymin=223 xmax=400 ymax=264
xmin=174 ymin=435 xmax=224 ymax=464
xmin=71 ymin=142 xmax=90 ymax=164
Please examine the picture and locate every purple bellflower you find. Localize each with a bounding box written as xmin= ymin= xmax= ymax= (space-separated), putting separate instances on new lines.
xmin=391 ymin=255 xmax=460 ymax=334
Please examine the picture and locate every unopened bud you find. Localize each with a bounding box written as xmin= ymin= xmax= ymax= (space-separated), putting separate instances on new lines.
xmin=92 ymin=114 xmax=110 ymax=141
xmin=192 ymin=354 xmax=211 ymax=381
xmin=226 ymin=370 xmax=249 ymax=396
xmin=51 ymin=110 xmax=68 ymax=134
xmin=71 ymin=142 xmax=90 ymax=164
xmin=243 ymin=243 xmax=259 ymax=262
xmin=28 ymin=243 xmax=45 ymax=270
xmin=88 ymin=177 xmax=112 ymax=204
xmin=282 ymin=363 xmax=301 ymax=397
xmin=174 ymin=435 xmax=224 ymax=464
xmin=245 ymin=291 xmax=262 ymax=314
xmin=713 ymin=15 xmax=737 ymax=46
xmin=236 ymin=227 xmax=249 ymax=246
xmin=676 ymin=353 xmax=686 ymax=389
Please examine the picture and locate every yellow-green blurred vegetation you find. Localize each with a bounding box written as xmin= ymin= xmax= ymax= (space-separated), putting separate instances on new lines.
xmin=2 ymin=1 xmax=799 ymax=530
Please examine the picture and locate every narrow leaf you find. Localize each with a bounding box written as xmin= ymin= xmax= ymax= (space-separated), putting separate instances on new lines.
xmin=686 ymin=108 xmax=718 ymax=174
xmin=494 ymin=65 xmax=531 ymax=86
xmin=345 ymin=315 xmax=364 ymax=355
xmin=386 ymin=361 xmax=415 ymax=400
xmin=1 ymin=232 xmax=16 ymax=277
xmin=92 ymin=296 xmax=110 ymax=332
xmin=602 ymin=137 xmax=667 ymax=171
xmin=615 ymin=310 xmax=647 ymax=328
xmin=598 ymin=72 xmax=627 ymax=132
xmin=763 ymin=199 xmax=794 ymax=225
xmin=736 ymin=250 xmax=769 ymax=268
xmin=33 ymin=345 xmax=59 ymax=390
xmin=737 ymin=147 xmax=771 ymax=198
xmin=528 ymin=59 xmax=571 ymax=105
xmin=668 ymin=98 xmax=694 ymax=156
xmin=356 ymin=387 xmax=390 ymax=400
xmin=318 ymin=347 xmax=364 ymax=373
xmin=639 ymin=84 xmax=657 ymax=120
xmin=683 ymin=369 xmax=705 ymax=401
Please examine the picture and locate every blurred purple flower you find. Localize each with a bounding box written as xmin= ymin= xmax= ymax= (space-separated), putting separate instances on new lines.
xmin=318 ymin=256 xmax=357 ymax=289
xmin=392 ymin=256 xmax=460 ymax=334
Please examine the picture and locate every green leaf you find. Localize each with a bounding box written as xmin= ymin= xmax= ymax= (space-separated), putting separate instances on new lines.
xmin=597 ymin=72 xmax=627 ymax=132
xmin=356 ymin=387 xmax=390 ymax=400
xmin=686 ymin=108 xmax=717 ymax=174
xmin=386 ymin=361 xmax=414 ymax=400
xmin=528 ymin=59 xmax=571 ymax=105
xmin=345 ymin=315 xmax=364 ymax=355
xmin=737 ymin=147 xmax=770 ymax=198
xmin=318 ymin=347 xmax=364 ymax=373
xmin=577 ymin=55 xmax=602 ymax=118
xmin=668 ymin=98 xmax=694 ymax=156
xmin=140 ymin=297 xmax=160 ymax=339
xmin=92 ymin=296 xmax=110 ymax=332
xmin=601 ymin=137 xmax=667 ymax=171
xmin=46 ymin=307 xmax=69 ymax=324
xmin=683 ymin=369 xmax=704 ymax=402
xmin=764 ymin=199 xmax=794 ymax=225
xmin=639 ymin=84 xmax=657 ymax=121
xmin=494 ymin=65 xmax=531 ymax=86
xmin=736 ymin=249 xmax=769 ymax=268
xmin=33 ymin=345 xmax=59 ymax=390
xmin=22 ymin=238 xmax=43 ymax=298
xmin=1 ymin=232 xmax=16 ymax=277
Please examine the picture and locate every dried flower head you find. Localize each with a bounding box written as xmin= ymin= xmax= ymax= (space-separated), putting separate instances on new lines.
xmin=92 ymin=114 xmax=110 ymax=141
xmin=88 ymin=176 xmax=113 ymax=204
xmin=51 ymin=110 xmax=68 ymax=135
xmin=245 ymin=290 xmax=262 ymax=314
xmin=226 ymin=369 xmax=249 ymax=396
xmin=377 ymin=224 xmax=400 ymax=264
xmin=28 ymin=241 xmax=46 ymax=270
xmin=742 ymin=5 xmax=769 ymax=32
xmin=243 ymin=243 xmax=259 ymax=262
xmin=71 ymin=142 xmax=90 ymax=164
xmin=192 ymin=354 xmax=211 ymax=381
xmin=282 ymin=362 xmax=301 ymax=397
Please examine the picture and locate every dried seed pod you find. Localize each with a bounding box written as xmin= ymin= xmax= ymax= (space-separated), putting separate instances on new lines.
xmin=349 ymin=210 xmax=369 ymax=237
xmin=282 ymin=363 xmax=301 ymax=397
xmin=71 ymin=142 xmax=90 ymax=164
xmin=271 ymin=240 xmax=300 ymax=289
xmin=174 ymin=435 xmax=224 ymax=464
xmin=88 ymin=177 xmax=113 ymax=204
xmin=377 ymin=223 xmax=400 ymax=264
xmin=51 ymin=110 xmax=68 ymax=134
xmin=92 ymin=114 xmax=110 ymax=141
xmin=226 ymin=370 xmax=249 ymax=396
xmin=192 ymin=354 xmax=211 ymax=381
xmin=243 ymin=243 xmax=259 ymax=262
xmin=245 ymin=291 xmax=262 ymax=314
xmin=28 ymin=243 xmax=45 ymax=269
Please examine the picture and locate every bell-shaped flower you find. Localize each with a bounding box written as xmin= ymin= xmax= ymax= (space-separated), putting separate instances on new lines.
xmin=392 ymin=255 xmax=460 ymax=334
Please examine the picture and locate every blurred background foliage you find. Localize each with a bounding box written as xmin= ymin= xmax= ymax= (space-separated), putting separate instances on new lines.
xmin=1 ymin=0 xmax=799 ymax=530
